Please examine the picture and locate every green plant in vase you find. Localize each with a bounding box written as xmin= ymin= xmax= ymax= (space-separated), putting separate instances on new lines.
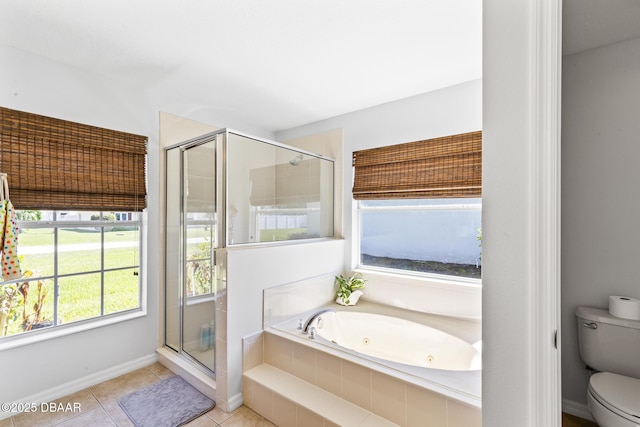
xmin=335 ymin=273 xmax=366 ymax=306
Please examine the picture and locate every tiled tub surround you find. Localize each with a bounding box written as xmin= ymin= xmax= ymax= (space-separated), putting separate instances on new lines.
xmin=277 ymin=302 xmax=481 ymax=405
xmin=243 ymin=302 xmax=481 ymax=426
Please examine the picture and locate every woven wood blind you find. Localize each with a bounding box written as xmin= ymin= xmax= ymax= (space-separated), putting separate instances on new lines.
xmin=352 ymin=130 xmax=482 ymax=200
xmin=0 ymin=106 xmax=147 ymax=211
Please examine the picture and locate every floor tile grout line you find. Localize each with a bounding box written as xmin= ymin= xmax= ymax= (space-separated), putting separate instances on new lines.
xmin=88 ymin=364 xmax=158 ymax=427
xmin=88 ymin=386 xmax=120 ymax=427
xmin=45 ymin=386 xmax=107 ymax=427
xmin=9 ymin=363 xmax=276 ymax=427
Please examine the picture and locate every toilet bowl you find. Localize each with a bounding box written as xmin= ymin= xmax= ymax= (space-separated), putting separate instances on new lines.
xmin=575 ymin=306 xmax=640 ymax=427
xmin=587 ymin=372 xmax=640 ymax=427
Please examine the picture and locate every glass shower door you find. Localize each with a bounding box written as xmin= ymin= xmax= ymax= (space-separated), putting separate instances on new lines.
xmin=182 ymin=139 xmax=216 ymax=370
xmin=164 ymin=136 xmax=216 ymax=374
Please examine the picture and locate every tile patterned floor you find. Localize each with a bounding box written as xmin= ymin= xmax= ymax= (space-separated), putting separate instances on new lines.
xmin=0 ymin=362 xmax=599 ymax=427
xmin=0 ymin=363 xmax=275 ymax=427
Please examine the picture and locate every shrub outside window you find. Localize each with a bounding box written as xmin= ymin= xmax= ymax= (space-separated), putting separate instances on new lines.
xmin=0 ymin=210 xmax=141 ymax=339
xmin=185 ymin=213 xmax=215 ymax=298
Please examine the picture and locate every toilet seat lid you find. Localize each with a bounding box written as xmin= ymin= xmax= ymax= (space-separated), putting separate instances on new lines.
xmin=589 ymin=372 xmax=640 ymax=419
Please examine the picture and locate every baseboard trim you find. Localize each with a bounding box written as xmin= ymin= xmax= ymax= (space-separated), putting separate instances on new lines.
xmin=227 ymin=392 xmax=243 ymax=412
xmin=0 ymin=353 xmax=157 ymax=421
xmin=563 ymin=398 xmax=594 ymax=422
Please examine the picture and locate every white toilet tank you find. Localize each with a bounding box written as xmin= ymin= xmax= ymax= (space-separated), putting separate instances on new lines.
xmin=576 ymin=306 xmax=640 ymax=379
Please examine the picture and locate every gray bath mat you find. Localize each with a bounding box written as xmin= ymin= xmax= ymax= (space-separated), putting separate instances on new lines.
xmin=118 ymin=375 xmax=215 ymax=427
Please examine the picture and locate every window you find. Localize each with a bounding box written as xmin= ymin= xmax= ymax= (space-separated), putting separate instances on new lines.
xmin=357 ymin=199 xmax=481 ymax=279
xmin=0 ymin=210 xmax=141 ymax=337
xmin=254 ymin=206 xmax=315 ymax=241
xmin=0 ymin=107 xmax=147 ymax=341
xmin=353 ymin=131 xmax=481 ymax=280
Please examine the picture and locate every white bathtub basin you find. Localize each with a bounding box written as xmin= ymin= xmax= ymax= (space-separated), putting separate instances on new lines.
xmin=308 ymin=310 xmax=481 ymax=371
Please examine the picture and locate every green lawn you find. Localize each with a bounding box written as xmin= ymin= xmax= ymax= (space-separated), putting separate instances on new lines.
xmin=22 ymin=247 xmax=139 ymax=278
xmin=1 ymin=228 xmax=140 ymax=337
xmin=4 ymin=226 xmax=212 ymax=338
xmin=18 ymin=228 xmax=139 ymax=246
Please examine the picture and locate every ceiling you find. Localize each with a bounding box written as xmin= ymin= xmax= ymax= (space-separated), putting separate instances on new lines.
xmin=1 ymin=1 xmax=639 ymax=133
xmin=0 ymin=0 xmax=482 ymax=132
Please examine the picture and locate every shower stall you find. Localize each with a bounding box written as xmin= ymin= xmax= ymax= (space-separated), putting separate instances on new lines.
xmin=162 ymin=129 xmax=334 ymax=398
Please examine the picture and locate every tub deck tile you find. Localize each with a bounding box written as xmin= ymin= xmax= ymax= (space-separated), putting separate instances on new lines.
xmin=243 ymin=364 xmax=399 ymax=427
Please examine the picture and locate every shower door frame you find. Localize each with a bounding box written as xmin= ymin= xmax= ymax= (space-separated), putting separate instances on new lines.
xmin=164 ymin=130 xmax=226 ymax=377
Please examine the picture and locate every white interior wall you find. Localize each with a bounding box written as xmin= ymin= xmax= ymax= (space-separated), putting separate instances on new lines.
xmin=225 ymin=239 xmax=345 ymax=405
xmin=561 ymin=36 xmax=640 ymax=408
xmin=0 ymin=45 xmax=159 ymax=403
xmin=482 ymin=1 xmax=538 ymax=424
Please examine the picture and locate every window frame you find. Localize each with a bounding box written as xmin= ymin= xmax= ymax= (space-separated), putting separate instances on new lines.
xmin=351 ymin=131 xmax=482 ymax=287
xmin=354 ymin=198 xmax=482 ymax=286
xmin=0 ymin=210 xmax=145 ymax=349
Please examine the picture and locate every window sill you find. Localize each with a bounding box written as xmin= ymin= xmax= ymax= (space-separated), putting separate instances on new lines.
xmin=353 ymin=267 xmax=482 ymax=320
xmin=354 ymin=265 xmax=482 ymax=289
xmin=0 ymin=309 xmax=146 ymax=352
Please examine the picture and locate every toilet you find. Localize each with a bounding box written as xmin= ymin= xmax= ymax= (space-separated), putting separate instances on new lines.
xmin=576 ymin=306 xmax=640 ymax=427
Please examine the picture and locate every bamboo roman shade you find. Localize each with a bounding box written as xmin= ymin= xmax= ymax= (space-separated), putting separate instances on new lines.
xmin=0 ymin=106 xmax=147 ymax=211
xmin=352 ymin=130 xmax=482 ymax=200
